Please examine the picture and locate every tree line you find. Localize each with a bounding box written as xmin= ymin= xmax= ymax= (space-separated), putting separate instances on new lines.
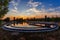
xmin=3 ymin=15 xmax=60 ymax=22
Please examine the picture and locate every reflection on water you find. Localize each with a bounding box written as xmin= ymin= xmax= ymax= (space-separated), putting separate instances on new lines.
xmin=11 ymin=22 xmax=38 ymax=27
xmin=12 ymin=22 xmax=29 ymax=26
xmin=7 ymin=22 xmax=55 ymax=28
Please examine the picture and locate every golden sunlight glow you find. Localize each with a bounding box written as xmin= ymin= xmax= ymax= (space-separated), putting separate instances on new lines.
xmin=2 ymin=12 xmax=58 ymax=20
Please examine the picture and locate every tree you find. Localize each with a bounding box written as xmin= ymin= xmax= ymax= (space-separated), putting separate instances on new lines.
xmin=0 ymin=0 xmax=11 ymax=25
xmin=4 ymin=17 xmax=10 ymax=22
xmin=0 ymin=0 xmax=11 ymax=18
xmin=45 ymin=15 xmax=48 ymax=21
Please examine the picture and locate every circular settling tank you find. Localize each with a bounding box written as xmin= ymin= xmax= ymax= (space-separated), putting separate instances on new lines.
xmin=2 ymin=22 xmax=59 ymax=32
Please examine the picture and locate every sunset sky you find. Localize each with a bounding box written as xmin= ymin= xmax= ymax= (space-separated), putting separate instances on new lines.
xmin=3 ymin=0 xmax=60 ymax=19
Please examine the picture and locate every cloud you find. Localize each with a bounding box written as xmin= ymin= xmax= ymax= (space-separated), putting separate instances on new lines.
xmin=47 ymin=6 xmax=60 ymax=12
xmin=25 ymin=0 xmax=44 ymax=15
xmin=10 ymin=0 xmax=20 ymax=10
xmin=5 ymin=0 xmax=60 ymax=18
xmin=25 ymin=7 xmax=48 ymax=16
xmin=26 ymin=8 xmax=40 ymax=13
xmin=48 ymin=8 xmax=55 ymax=11
xmin=5 ymin=9 xmax=19 ymax=17
xmin=11 ymin=9 xmax=19 ymax=13
xmin=25 ymin=0 xmax=60 ymax=17
xmin=10 ymin=0 xmax=18 ymax=6
xmin=25 ymin=7 xmax=60 ymax=17
xmin=5 ymin=0 xmax=21 ymax=16
xmin=49 ymin=4 xmax=53 ymax=6
xmin=57 ymin=6 xmax=60 ymax=8
xmin=27 ymin=0 xmax=42 ymax=8
xmin=25 ymin=8 xmax=40 ymax=15
xmin=46 ymin=8 xmax=55 ymax=12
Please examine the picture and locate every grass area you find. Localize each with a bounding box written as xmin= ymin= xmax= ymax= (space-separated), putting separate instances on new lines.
xmin=0 ymin=26 xmax=60 ymax=40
